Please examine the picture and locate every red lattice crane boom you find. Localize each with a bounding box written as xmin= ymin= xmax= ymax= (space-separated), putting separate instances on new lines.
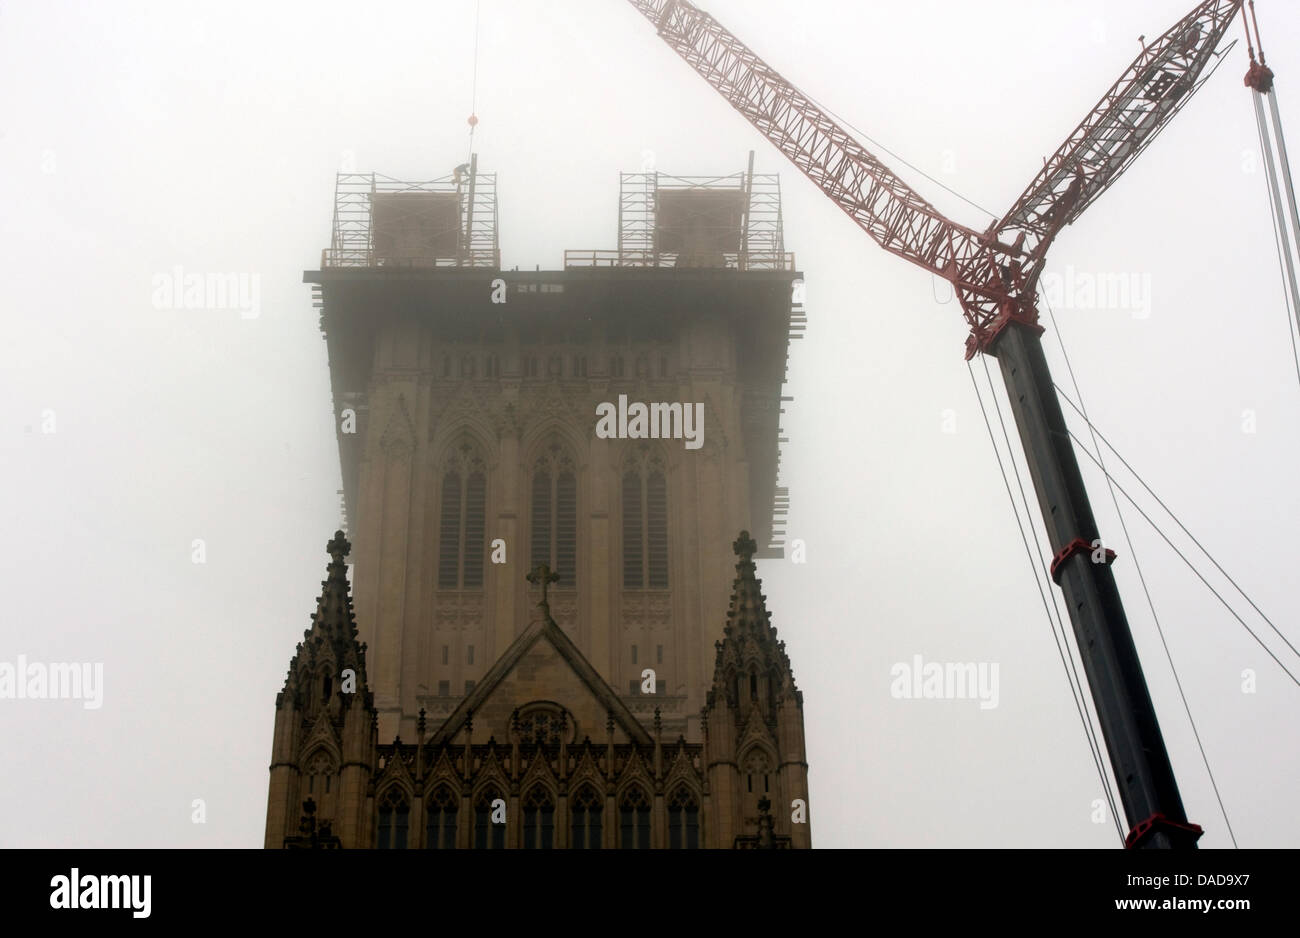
xmin=631 ymin=0 xmax=1240 ymax=356
xmin=629 ymin=0 xmax=1246 ymax=848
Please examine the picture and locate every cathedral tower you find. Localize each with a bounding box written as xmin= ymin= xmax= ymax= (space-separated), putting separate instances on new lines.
xmin=266 ymin=160 xmax=811 ymax=847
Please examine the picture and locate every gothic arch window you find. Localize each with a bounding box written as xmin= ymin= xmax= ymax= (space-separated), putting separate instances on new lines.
xmin=304 ymin=750 xmax=335 ymax=797
xmin=530 ymin=440 xmax=577 ymax=588
xmin=474 ymin=787 xmax=505 ymax=849
xmin=377 ymin=788 xmax=410 ymax=849
xmin=668 ymin=787 xmax=700 ymax=849
xmin=438 ymin=439 xmax=487 ymax=589
xmin=522 ymin=786 xmax=555 ymax=849
xmin=622 ymin=447 xmax=668 ymax=589
xmin=425 ymin=785 xmax=458 ymax=850
xmin=570 ymin=785 xmax=603 ymax=850
xmin=743 ymin=749 xmax=772 ymax=797
xmin=619 ymin=786 xmax=651 ymax=849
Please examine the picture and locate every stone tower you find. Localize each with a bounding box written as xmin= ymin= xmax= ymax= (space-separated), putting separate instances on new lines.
xmin=265 ymin=162 xmax=811 ymax=847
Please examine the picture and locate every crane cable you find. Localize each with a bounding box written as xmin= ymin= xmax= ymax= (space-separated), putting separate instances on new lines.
xmin=979 ymin=355 xmax=1128 ymax=844
xmin=467 ymin=0 xmax=482 ymax=165
xmin=1244 ymin=2 xmax=1300 ymax=391
xmin=1251 ymin=92 xmax=1300 ymax=389
xmin=1042 ymin=295 xmax=1240 ymax=848
xmin=1053 ymin=390 xmax=1300 ymax=686
xmin=966 ymin=362 xmax=1126 ymax=845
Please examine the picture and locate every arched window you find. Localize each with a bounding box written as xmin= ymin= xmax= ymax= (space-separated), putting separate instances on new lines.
xmin=744 ymin=750 xmax=771 ymax=798
xmin=522 ymin=787 xmax=555 ymax=849
xmin=622 ymin=447 xmax=668 ymax=589
xmin=305 ymin=750 xmax=334 ymax=799
xmin=619 ymin=787 xmax=651 ymax=849
xmin=610 ymin=355 xmax=625 ymax=378
xmin=425 ymin=785 xmax=458 ymax=850
xmin=474 ymin=788 xmax=505 ymax=849
xmin=438 ymin=440 xmax=487 ymax=589
xmin=530 ymin=441 xmax=577 ymax=588
xmin=377 ymin=788 xmax=409 ymax=849
xmin=570 ymin=786 xmax=602 ymax=850
xmin=668 ymin=787 xmax=700 ymax=849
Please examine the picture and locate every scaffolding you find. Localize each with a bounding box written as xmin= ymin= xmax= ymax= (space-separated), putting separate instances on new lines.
xmin=566 ymin=166 xmax=793 ymax=270
xmin=322 ymin=168 xmax=500 ymax=269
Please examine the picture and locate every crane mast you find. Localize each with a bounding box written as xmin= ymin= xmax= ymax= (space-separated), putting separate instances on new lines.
xmin=630 ymin=0 xmax=1245 ymax=848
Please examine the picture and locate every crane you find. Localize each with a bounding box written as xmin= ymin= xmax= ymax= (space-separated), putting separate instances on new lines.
xmin=628 ymin=0 xmax=1244 ymax=848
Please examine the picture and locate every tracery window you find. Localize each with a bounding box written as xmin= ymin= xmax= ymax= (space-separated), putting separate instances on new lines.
xmin=305 ymin=750 xmax=334 ymax=797
xmin=377 ymin=788 xmax=409 ymax=849
xmin=522 ymin=787 xmax=555 ymax=850
xmin=425 ymin=785 xmax=458 ymax=849
xmin=668 ymin=787 xmax=700 ymax=849
xmin=619 ymin=787 xmax=651 ymax=850
xmin=474 ymin=787 xmax=505 ymax=849
xmin=570 ymin=786 xmax=603 ymax=850
xmin=438 ymin=440 xmax=487 ymax=589
xmin=744 ymin=750 xmax=772 ymax=796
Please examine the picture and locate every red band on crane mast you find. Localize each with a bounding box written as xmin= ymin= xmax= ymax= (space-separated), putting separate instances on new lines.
xmin=1050 ymin=538 xmax=1116 ymax=585
xmin=1125 ymin=813 xmax=1205 ymax=849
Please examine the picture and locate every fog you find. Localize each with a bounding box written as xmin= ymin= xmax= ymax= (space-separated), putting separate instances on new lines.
xmin=2 ymin=0 xmax=1297 ymax=847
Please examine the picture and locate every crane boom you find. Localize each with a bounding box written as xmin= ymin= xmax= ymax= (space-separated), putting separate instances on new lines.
xmin=630 ymin=0 xmax=1240 ymax=356
xmin=629 ymin=0 xmax=1248 ymax=849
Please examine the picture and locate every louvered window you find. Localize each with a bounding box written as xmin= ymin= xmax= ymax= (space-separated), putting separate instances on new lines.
xmin=622 ymin=450 xmax=668 ymax=589
xmin=438 ymin=442 xmax=486 ymax=589
xmin=622 ymin=471 xmax=642 ymax=588
xmin=530 ymin=443 xmax=577 ymax=588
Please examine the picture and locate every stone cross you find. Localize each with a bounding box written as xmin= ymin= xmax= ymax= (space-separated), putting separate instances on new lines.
xmin=526 ymin=563 xmax=560 ymax=606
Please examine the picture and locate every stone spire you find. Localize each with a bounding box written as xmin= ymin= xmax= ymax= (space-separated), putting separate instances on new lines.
xmin=700 ymin=530 xmax=811 ymax=848
xmin=277 ymin=530 xmax=371 ymax=708
xmin=706 ymin=530 xmax=800 ymax=715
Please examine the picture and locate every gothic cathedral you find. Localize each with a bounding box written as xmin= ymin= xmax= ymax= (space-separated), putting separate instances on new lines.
xmin=264 ymin=162 xmax=811 ymax=848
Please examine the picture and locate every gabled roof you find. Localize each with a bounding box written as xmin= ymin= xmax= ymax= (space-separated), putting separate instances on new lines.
xmin=428 ymin=605 xmax=653 ymax=747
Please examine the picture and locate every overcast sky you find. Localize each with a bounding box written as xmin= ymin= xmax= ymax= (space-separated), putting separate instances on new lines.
xmin=2 ymin=0 xmax=1298 ymax=848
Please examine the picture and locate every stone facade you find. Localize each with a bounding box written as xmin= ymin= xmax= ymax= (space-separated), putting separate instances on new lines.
xmin=265 ymin=530 xmax=809 ymax=848
xmin=265 ymin=193 xmax=810 ymax=847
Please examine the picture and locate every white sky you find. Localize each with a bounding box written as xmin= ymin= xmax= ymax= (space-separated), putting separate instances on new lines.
xmin=2 ymin=0 xmax=1298 ymax=848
